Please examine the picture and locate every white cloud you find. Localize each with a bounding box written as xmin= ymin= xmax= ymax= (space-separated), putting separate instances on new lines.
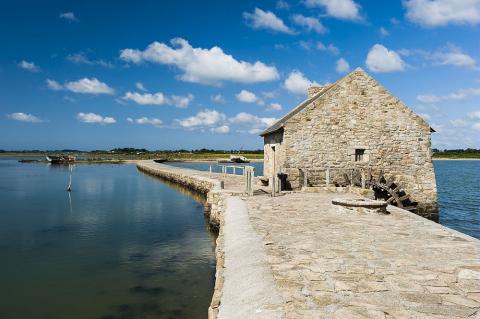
xmin=65 ymin=78 xmax=114 ymax=94
xmin=379 ymin=27 xmax=389 ymax=37
xmin=419 ymin=113 xmax=431 ymax=120
xmin=365 ymin=44 xmax=406 ymax=73
xmin=120 ymin=38 xmax=279 ymax=85
xmin=127 ymin=117 xmax=163 ymax=127
xmin=66 ymin=52 xmax=113 ymax=68
xmin=229 ymin=112 xmax=277 ymax=134
xmin=243 ymin=8 xmax=294 ymax=34
xmin=262 ymin=91 xmax=276 ymax=99
xmin=122 ymin=91 xmax=193 ymax=108
xmin=336 ymin=58 xmax=350 ymax=73
xmin=63 ymin=96 xmax=76 ymax=103
xmin=399 ymin=45 xmax=477 ymax=69
xmin=47 ymin=78 xmax=114 ymax=94
xmin=59 ymin=12 xmax=78 ymax=22
xmin=171 ymin=94 xmax=194 ymax=108
xmin=236 ymin=90 xmax=261 ymax=103
xmin=266 ymin=103 xmax=283 ymax=111
xmin=417 ymin=94 xmax=442 ymax=104
xmin=210 ymin=125 xmax=230 ymax=134
xmin=123 ymin=92 xmax=168 ymax=105
xmin=450 ymin=119 xmax=468 ymax=127
xmin=136 ymin=82 xmax=147 ymax=91
xmin=316 ymin=42 xmax=339 ymax=55
xmin=175 ymin=109 xmax=276 ymax=135
xmin=473 ymin=122 xmax=480 ymax=131
xmin=77 ymin=112 xmax=115 ymax=124
xmin=229 ymin=112 xmax=276 ymax=126
xmin=211 ymin=94 xmax=225 ymax=103
xmin=7 ymin=112 xmax=43 ymax=123
xmin=417 ymin=88 xmax=480 ymax=104
xmin=468 ymin=111 xmax=480 ymax=120
xmin=248 ymin=128 xmax=264 ymax=135
xmin=276 ymin=0 xmax=290 ymax=9
xmin=283 ymin=70 xmax=319 ymax=94
xmin=304 ymin=0 xmax=362 ymax=21
xmin=46 ymin=79 xmax=63 ymax=91
xmin=177 ymin=109 xmax=226 ymax=128
xmin=292 ymin=14 xmax=327 ymax=33
xmin=404 ymin=0 xmax=480 ymax=27
xmin=18 ymin=60 xmax=40 ymax=72
xmin=432 ymin=46 xmax=477 ymax=68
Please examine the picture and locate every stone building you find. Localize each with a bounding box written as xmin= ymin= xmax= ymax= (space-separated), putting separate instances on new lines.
xmin=261 ymin=68 xmax=438 ymax=219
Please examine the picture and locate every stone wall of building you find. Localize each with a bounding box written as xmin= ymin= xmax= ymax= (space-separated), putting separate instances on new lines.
xmin=275 ymin=68 xmax=438 ymax=219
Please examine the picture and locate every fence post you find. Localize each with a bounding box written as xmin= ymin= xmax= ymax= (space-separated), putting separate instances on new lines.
xmin=326 ymin=168 xmax=330 ymax=186
xmin=233 ymin=167 xmax=236 ymax=175
xmin=350 ymin=169 xmax=354 ymax=186
xmin=245 ymin=166 xmax=253 ymax=196
xmin=361 ymin=171 xmax=366 ymax=189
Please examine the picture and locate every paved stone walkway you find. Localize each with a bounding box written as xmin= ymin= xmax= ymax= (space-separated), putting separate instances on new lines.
xmin=138 ymin=162 xmax=480 ymax=318
xmin=245 ymin=192 xmax=480 ymax=319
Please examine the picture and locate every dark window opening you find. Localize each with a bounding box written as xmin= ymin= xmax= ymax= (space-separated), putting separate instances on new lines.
xmin=355 ymin=149 xmax=365 ymax=162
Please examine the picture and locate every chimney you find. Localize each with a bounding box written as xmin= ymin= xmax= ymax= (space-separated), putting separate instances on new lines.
xmin=307 ymin=85 xmax=324 ymax=99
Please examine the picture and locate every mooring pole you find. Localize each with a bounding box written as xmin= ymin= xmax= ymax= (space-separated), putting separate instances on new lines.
xmin=67 ymin=164 xmax=73 ymax=192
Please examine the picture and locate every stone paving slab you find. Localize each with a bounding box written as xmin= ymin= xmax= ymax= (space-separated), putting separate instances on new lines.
xmin=138 ymin=161 xmax=479 ymax=318
xmin=245 ymin=192 xmax=480 ymax=319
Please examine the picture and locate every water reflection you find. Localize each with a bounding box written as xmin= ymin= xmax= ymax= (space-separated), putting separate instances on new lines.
xmin=137 ymin=169 xmax=207 ymax=204
xmin=0 ymin=160 xmax=216 ymax=319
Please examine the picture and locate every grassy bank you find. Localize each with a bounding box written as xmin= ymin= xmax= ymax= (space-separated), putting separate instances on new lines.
xmin=432 ymin=149 xmax=480 ymax=159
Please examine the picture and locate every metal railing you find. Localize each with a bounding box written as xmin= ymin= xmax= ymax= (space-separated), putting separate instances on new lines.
xmin=213 ymin=164 xmax=255 ymax=196
xmin=299 ymin=167 xmax=371 ymax=189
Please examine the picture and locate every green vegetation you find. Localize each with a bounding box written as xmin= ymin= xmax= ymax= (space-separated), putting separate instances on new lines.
xmin=432 ymin=148 xmax=480 ymax=159
xmin=0 ymin=148 xmax=265 ymax=160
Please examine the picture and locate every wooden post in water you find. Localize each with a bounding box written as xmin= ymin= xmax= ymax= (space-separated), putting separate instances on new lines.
xmin=67 ymin=164 xmax=73 ymax=192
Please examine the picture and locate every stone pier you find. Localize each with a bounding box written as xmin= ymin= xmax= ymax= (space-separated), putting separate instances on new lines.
xmin=136 ymin=160 xmax=480 ymax=319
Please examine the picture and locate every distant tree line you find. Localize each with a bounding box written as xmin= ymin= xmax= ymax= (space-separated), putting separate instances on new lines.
xmin=0 ymin=148 xmax=264 ymax=154
xmin=432 ymin=148 xmax=480 ymax=153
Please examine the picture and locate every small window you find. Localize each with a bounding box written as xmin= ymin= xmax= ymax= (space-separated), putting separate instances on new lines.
xmin=355 ymin=149 xmax=365 ymax=162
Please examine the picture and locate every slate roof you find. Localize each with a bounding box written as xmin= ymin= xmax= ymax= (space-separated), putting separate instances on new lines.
xmin=260 ymin=68 xmax=434 ymax=136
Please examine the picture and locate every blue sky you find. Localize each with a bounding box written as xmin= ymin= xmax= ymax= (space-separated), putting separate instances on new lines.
xmin=1 ymin=0 xmax=479 ymax=150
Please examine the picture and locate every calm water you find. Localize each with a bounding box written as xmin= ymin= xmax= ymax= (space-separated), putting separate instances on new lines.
xmin=0 ymin=158 xmax=216 ymax=319
xmin=0 ymin=158 xmax=478 ymax=319
xmin=167 ymin=161 xmax=264 ymax=176
xmin=435 ymin=160 xmax=480 ymax=239
xmin=168 ymin=160 xmax=480 ymax=239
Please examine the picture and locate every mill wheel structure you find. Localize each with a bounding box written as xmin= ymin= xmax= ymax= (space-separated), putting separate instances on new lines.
xmin=367 ymin=171 xmax=418 ymax=212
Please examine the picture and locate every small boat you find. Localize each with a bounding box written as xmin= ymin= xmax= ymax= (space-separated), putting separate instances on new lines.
xmin=46 ymin=155 xmax=76 ymax=164
xmin=229 ymin=155 xmax=250 ymax=163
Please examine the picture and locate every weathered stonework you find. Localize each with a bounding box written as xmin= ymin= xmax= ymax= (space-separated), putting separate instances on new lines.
xmin=262 ymin=68 xmax=438 ymax=219
xmin=136 ymin=161 xmax=479 ymax=319
xmin=136 ymin=161 xmax=240 ymax=318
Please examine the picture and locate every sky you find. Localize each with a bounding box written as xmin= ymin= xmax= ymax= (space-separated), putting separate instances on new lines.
xmin=1 ymin=0 xmax=479 ymax=151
